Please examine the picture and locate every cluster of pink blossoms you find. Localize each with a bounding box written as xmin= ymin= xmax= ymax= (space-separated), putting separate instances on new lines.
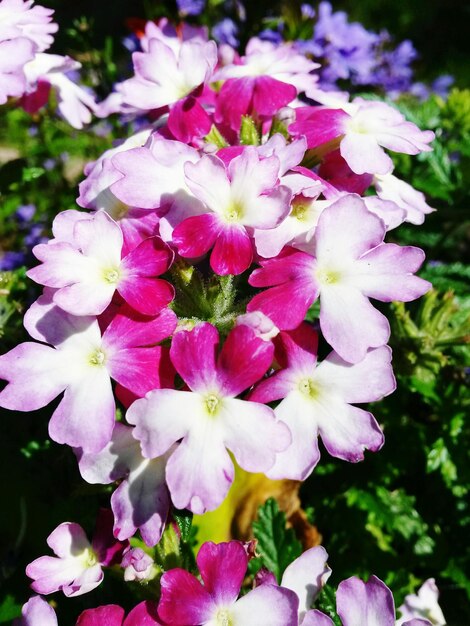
xmin=0 ymin=0 xmax=98 ymax=127
xmin=0 ymin=4 xmax=442 ymax=624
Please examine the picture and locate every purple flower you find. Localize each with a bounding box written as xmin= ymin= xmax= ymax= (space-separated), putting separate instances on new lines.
xmin=213 ymin=18 xmax=239 ymax=48
xmin=176 ymin=0 xmax=206 ymax=17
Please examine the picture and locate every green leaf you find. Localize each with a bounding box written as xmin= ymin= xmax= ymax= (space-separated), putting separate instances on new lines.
xmin=252 ymin=498 xmax=302 ymax=582
xmin=173 ymin=509 xmax=193 ymax=543
xmin=240 ymin=115 xmax=261 ymax=146
xmin=0 ymin=595 xmax=22 ymax=622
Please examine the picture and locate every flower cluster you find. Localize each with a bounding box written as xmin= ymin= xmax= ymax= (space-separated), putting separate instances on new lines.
xmin=0 ymin=5 xmax=442 ymax=624
xmin=0 ymin=0 xmax=97 ymax=127
xmin=18 ymin=540 xmax=442 ymax=625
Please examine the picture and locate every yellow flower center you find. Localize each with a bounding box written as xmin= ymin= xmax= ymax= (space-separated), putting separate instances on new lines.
xmin=204 ymin=393 xmax=221 ymax=416
xmin=215 ymin=608 xmax=233 ymax=626
xmin=103 ymin=267 xmax=120 ymax=284
xmin=316 ymin=267 xmax=341 ymax=285
xmin=298 ymin=377 xmax=320 ymax=399
xmin=79 ymin=546 xmax=99 ymax=568
xmin=89 ymin=349 xmax=106 ymax=367
xmin=223 ymin=202 xmax=243 ymax=223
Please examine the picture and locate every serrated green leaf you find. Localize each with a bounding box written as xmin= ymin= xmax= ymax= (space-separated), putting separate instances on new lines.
xmin=252 ymin=498 xmax=302 ymax=582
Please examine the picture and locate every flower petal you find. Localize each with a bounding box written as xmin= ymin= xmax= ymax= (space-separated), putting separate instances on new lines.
xmin=231 ymin=584 xmax=299 ymax=626
xmin=196 ymin=541 xmax=247 ymax=605
xmin=158 ymin=569 xmax=215 ymax=625
xmin=336 ymin=576 xmax=395 ymax=626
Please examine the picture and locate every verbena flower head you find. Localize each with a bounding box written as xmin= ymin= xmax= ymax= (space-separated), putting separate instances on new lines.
xmin=248 ymin=194 xmax=431 ymax=363
xmin=0 ymin=0 xmax=57 ymax=52
xmin=0 ymin=291 xmax=176 ymax=451
xmin=290 ymin=99 xmax=435 ymax=175
xmin=28 ymin=210 xmax=174 ymax=316
xmin=173 ymin=147 xmax=291 ymax=275
xmin=250 ymin=324 xmax=395 ymax=479
xmin=26 ymin=510 xmax=127 ymax=597
xmin=158 ymin=541 xmax=299 ymax=625
xmin=127 ymin=322 xmax=290 ymax=514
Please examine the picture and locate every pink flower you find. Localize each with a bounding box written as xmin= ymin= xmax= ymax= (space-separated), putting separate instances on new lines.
xmin=110 ymin=133 xmax=205 ymax=240
xmin=21 ymin=53 xmax=98 ymax=128
xmin=278 ymin=546 xmax=331 ymax=624
xmin=76 ymin=602 xmax=162 ymax=626
xmin=303 ymin=576 xmax=431 ymax=626
xmin=118 ymin=38 xmax=216 ymax=111
xmin=28 ymin=211 xmax=175 ymax=316
xmin=0 ymin=0 xmax=57 ymax=52
xmin=250 ymin=324 xmax=395 ymax=479
xmin=127 ymin=322 xmax=290 ymax=514
xmin=290 ymin=99 xmax=435 ymax=175
xmin=248 ymin=195 xmax=431 ymax=363
xmin=121 ymin=547 xmax=155 ymax=582
xmin=158 ymin=541 xmax=299 ymax=625
xmin=15 ymin=596 xmax=57 ymax=626
xmin=214 ymin=38 xmax=319 ymax=130
xmin=374 ymin=172 xmax=435 ymax=226
xmin=173 ymin=147 xmax=291 ymax=275
xmin=396 ymin=579 xmax=446 ymax=626
xmin=0 ymin=291 xmax=177 ymax=451
xmin=26 ymin=510 xmax=127 ymax=597
xmin=77 ymin=423 xmax=172 ymax=546
xmin=0 ymin=37 xmax=35 ymax=104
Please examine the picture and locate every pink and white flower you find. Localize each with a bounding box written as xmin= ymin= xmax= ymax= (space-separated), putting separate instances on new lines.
xmin=26 ymin=510 xmax=127 ymax=597
xmin=250 ymin=324 xmax=394 ymax=479
xmin=15 ymin=596 xmax=57 ymax=626
xmin=121 ymin=547 xmax=155 ymax=582
xmin=173 ymin=147 xmax=291 ymax=275
xmin=118 ymin=38 xmax=216 ymax=111
xmin=304 ymin=576 xmax=431 ymax=626
xmin=396 ymin=579 xmax=446 ymax=626
xmin=77 ymin=423 xmax=172 ymax=546
xmin=127 ymin=322 xmax=290 ymax=514
xmin=21 ymin=53 xmax=98 ymax=128
xmin=374 ymin=172 xmax=435 ymax=226
xmin=28 ymin=210 xmax=174 ymax=316
xmin=0 ymin=0 xmax=57 ymax=51
xmin=290 ymin=99 xmax=435 ymax=175
xmin=0 ymin=291 xmax=177 ymax=451
xmin=214 ymin=38 xmax=319 ymax=130
xmin=0 ymin=37 xmax=35 ymax=104
xmin=158 ymin=541 xmax=299 ymax=625
xmin=110 ymin=133 xmax=205 ymax=240
xmin=248 ymin=195 xmax=431 ymax=363
xmin=279 ymin=546 xmax=332 ymax=624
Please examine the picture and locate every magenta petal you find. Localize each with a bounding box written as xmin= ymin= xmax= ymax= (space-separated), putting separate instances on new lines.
xmin=173 ymin=213 xmax=220 ymax=258
xmin=124 ymin=601 xmax=162 ymax=626
xmin=108 ymin=346 xmax=173 ymax=397
xmin=215 ymin=77 xmax=255 ymax=131
xmin=337 ymin=576 xmax=395 ymax=626
xmin=196 ymin=542 xmax=247 ymax=605
xmin=289 ymin=108 xmax=349 ymax=149
xmin=118 ymin=276 xmax=175 ymax=316
xmin=76 ymin=605 xmax=125 ymax=626
xmin=121 ymin=237 xmax=174 ymax=278
xmin=217 ymin=325 xmax=274 ymax=396
xmin=102 ymin=305 xmax=177 ymax=349
xmin=252 ymin=76 xmax=297 ymax=117
xmin=92 ymin=509 xmax=127 ymax=566
xmin=247 ymin=278 xmax=317 ymax=330
xmin=168 ymin=95 xmax=212 ymax=144
xmin=170 ymin=322 xmax=219 ymax=392
xmin=158 ymin=569 xmax=215 ymax=625
xmin=210 ymin=226 xmax=253 ymax=276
